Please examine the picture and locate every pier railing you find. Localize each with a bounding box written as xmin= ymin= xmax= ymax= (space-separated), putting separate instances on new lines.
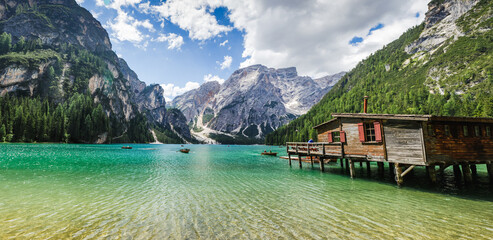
xmin=286 ymin=142 xmax=342 ymax=156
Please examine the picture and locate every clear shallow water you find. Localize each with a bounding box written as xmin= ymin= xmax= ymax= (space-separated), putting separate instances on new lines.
xmin=0 ymin=144 xmax=492 ymax=239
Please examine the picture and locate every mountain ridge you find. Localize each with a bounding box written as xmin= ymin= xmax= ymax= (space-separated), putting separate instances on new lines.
xmin=172 ymin=64 xmax=345 ymax=143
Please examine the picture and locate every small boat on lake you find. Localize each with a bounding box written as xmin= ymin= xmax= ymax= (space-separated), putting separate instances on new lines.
xmin=122 ymin=146 xmax=132 ymax=149
xmin=179 ymin=148 xmax=190 ymax=153
xmin=261 ymin=151 xmax=277 ymax=156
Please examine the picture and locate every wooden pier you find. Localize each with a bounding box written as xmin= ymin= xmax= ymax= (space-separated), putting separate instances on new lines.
xmin=286 ymin=113 xmax=493 ymax=186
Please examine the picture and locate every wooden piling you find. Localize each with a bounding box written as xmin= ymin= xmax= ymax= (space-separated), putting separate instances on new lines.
xmin=345 ymin=159 xmax=349 ymax=173
xmin=288 ymin=154 xmax=292 ymax=166
xmin=427 ymin=166 xmax=437 ymax=183
xmin=453 ymin=165 xmax=462 ymax=181
xmin=487 ymin=163 xmax=493 ymax=181
xmin=377 ymin=162 xmax=384 ymax=177
xmin=310 ymin=156 xmax=314 ymax=168
xmin=320 ymin=158 xmax=325 ymax=172
xmin=394 ymin=163 xmax=403 ymax=186
xmin=349 ymin=159 xmax=355 ymax=179
xmin=461 ymin=164 xmax=472 ymax=183
xmin=299 ymin=155 xmax=303 ymax=168
xmin=470 ymin=164 xmax=477 ymax=176
xmin=389 ymin=163 xmax=395 ymax=177
xmin=359 ymin=162 xmax=363 ymax=167
xmin=366 ymin=161 xmax=371 ymax=175
xmin=340 ymin=158 xmax=343 ymax=168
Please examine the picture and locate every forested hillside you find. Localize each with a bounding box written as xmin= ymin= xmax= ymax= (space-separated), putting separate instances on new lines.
xmin=266 ymin=0 xmax=492 ymax=145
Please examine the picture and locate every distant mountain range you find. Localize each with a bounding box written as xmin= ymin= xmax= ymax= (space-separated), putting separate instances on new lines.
xmin=0 ymin=0 xmax=193 ymax=143
xmin=266 ymin=0 xmax=493 ymax=145
xmin=172 ymin=64 xmax=345 ymax=143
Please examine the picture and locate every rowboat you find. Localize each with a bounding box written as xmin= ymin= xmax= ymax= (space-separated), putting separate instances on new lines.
xmin=261 ymin=151 xmax=277 ymax=156
xmin=122 ymin=146 xmax=132 ymax=149
xmin=179 ymin=148 xmax=190 ymax=153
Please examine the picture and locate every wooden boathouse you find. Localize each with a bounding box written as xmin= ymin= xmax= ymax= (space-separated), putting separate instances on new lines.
xmin=286 ymin=113 xmax=493 ymax=185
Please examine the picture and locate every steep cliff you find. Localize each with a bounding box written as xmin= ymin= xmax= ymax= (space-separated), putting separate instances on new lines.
xmin=0 ymin=0 xmax=192 ymax=143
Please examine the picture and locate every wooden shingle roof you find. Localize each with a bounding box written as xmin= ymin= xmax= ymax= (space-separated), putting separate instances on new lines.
xmin=313 ymin=113 xmax=493 ymax=129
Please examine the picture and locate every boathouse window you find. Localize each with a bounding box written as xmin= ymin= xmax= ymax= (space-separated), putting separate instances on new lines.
xmin=328 ymin=131 xmax=346 ymax=143
xmin=358 ymin=122 xmax=382 ymax=143
xmin=333 ymin=131 xmax=340 ymax=142
xmin=486 ymin=126 xmax=491 ymax=137
xmin=463 ymin=126 xmax=469 ymax=137
xmin=474 ymin=126 xmax=481 ymax=137
xmin=444 ymin=125 xmax=451 ymax=136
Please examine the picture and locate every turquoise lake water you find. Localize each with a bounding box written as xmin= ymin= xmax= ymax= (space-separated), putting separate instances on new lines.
xmin=0 ymin=143 xmax=492 ymax=239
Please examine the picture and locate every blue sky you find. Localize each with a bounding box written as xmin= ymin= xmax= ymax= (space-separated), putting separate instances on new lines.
xmin=77 ymin=0 xmax=428 ymax=100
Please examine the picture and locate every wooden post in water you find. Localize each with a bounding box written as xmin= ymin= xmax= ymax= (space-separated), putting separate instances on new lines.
xmin=487 ymin=163 xmax=493 ymax=182
xmin=349 ymin=159 xmax=355 ymax=179
xmin=377 ymin=162 xmax=384 ymax=177
xmin=345 ymin=159 xmax=349 ymax=173
xmin=359 ymin=162 xmax=363 ymax=167
xmin=320 ymin=158 xmax=325 ymax=172
xmin=427 ymin=166 xmax=437 ymax=183
xmin=340 ymin=158 xmax=344 ymax=168
xmin=299 ymin=155 xmax=303 ymax=168
xmin=394 ymin=163 xmax=403 ymax=186
xmin=288 ymin=154 xmax=292 ymax=166
xmin=453 ymin=165 xmax=462 ymax=181
xmin=366 ymin=161 xmax=371 ymax=175
xmin=461 ymin=164 xmax=472 ymax=183
xmin=470 ymin=164 xmax=477 ymax=177
xmin=310 ymin=156 xmax=314 ymax=168
xmin=389 ymin=163 xmax=395 ymax=177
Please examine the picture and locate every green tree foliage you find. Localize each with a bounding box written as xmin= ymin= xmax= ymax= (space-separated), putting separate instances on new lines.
xmin=266 ymin=15 xmax=493 ymax=145
xmin=0 ymin=32 xmax=12 ymax=55
xmin=0 ymin=94 xmax=110 ymax=143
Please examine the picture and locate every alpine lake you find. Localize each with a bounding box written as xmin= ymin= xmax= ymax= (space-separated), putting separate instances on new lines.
xmin=1 ymin=144 xmax=492 ymax=239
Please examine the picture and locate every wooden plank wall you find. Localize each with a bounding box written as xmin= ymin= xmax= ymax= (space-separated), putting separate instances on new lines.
xmin=383 ymin=120 xmax=425 ymax=165
xmin=424 ymin=122 xmax=493 ymax=164
xmin=341 ymin=119 xmax=385 ymax=160
xmin=316 ymin=121 xmax=343 ymax=155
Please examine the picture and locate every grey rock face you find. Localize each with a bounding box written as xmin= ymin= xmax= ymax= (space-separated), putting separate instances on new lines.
xmin=0 ymin=0 xmax=111 ymax=52
xmin=165 ymin=108 xmax=192 ymax=140
xmin=171 ymin=81 xmax=221 ymax=122
xmin=405 ymin=0 xmax=479 ymax=54
xmin=173 ymin=64 xmax=345 ymax=139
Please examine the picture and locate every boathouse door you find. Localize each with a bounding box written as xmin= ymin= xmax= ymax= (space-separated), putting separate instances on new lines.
xmin=383 ymin=120 xmax=425 ymax=164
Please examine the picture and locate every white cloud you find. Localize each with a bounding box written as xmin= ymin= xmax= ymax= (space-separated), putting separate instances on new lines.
xmin=220 ymin=40 xmax=228 ymax=47
xmin=153 ymin=33 xmax=184 ymax=50
xmin=106 ymin=8 xmax=156 ymax=44
xmin=160 ymin=82 xmax=201 ymax=101
xmin=218 ymin=55 xmax=232 ymax=70
xmin=90 ymin=10 xmax=102 ymax=19
xmin=76 ymin=0 xmax=84 ymax=4
xmin=143 ymin=0 xmax=232 ymax=40
xmin=139 ymin=0 xmax=427 ymax=77
xmin=204 ymin=74 xmax=225 ymax=84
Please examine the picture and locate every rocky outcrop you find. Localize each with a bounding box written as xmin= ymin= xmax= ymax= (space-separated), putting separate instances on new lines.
xmin=405 ymin=0 xmax=479 ymax=54
xmin=166 ymin=108 xmax=192 ymax=140
xmin=171 ymin=81 xmax=221 ymax=122
xmin=0 ymin=0 xmax=111 ymax=52
xmin=173 ymin=64 xmax=345 ymax=140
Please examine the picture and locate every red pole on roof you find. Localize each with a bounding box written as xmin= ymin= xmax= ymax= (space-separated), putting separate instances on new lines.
xmin=363 ymin=96 xmax=368 ymax=114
